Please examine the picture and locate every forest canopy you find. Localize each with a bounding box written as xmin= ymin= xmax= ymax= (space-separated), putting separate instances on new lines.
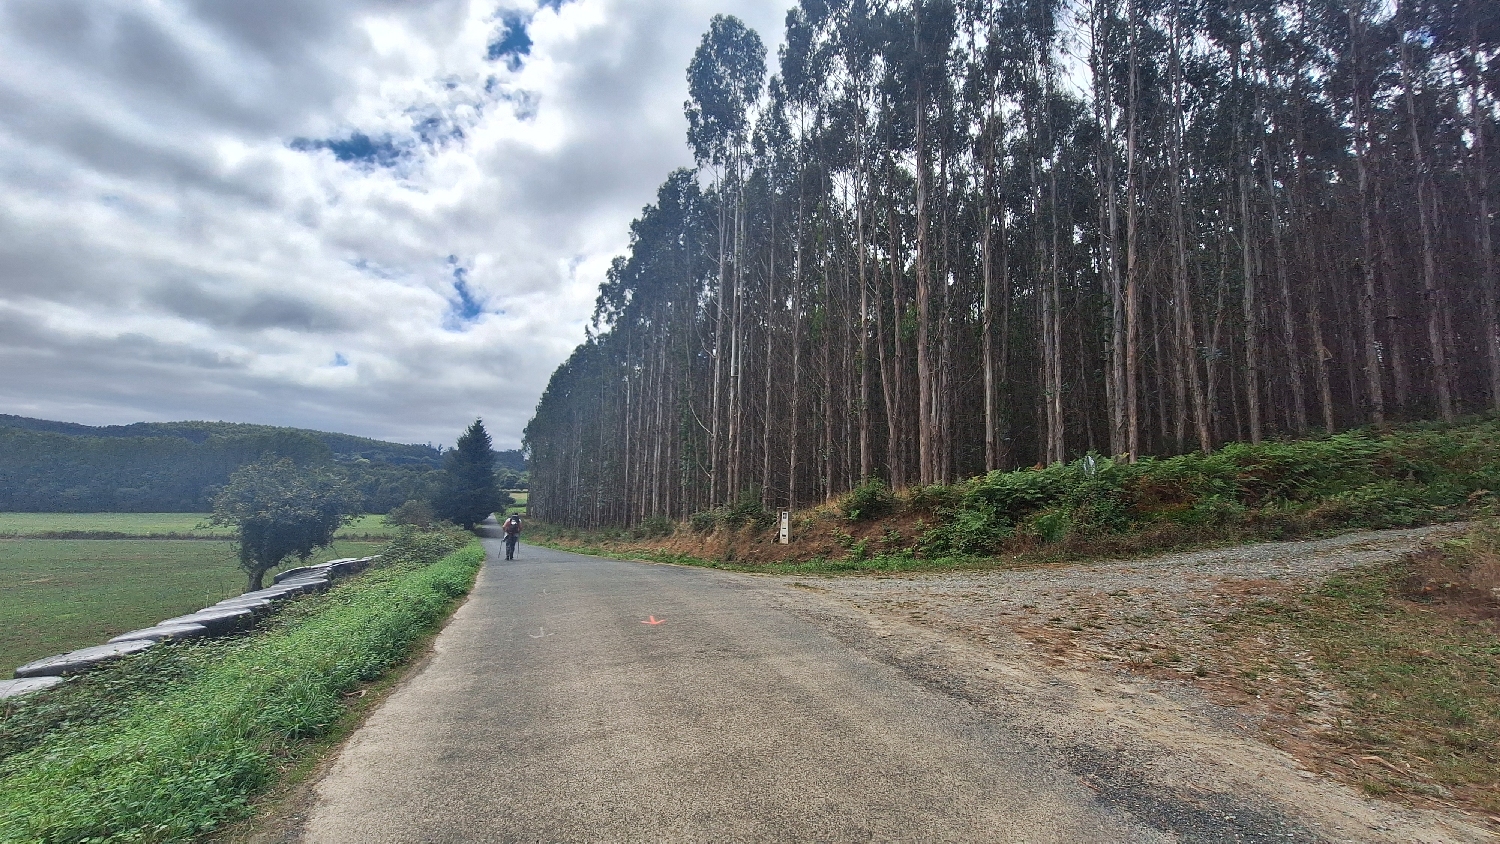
xmin=525 ymin=0 xmax=1500 ymax=528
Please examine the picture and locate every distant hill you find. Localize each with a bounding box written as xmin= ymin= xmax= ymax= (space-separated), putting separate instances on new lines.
xmin=0 ymin=415 xmax=444 ymax=467
xmin=0 ymin=415 xmax=526 ymax=513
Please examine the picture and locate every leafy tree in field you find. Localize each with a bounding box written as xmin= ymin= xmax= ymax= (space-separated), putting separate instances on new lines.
xmin=433 ymin=420 xmax=511 ymax=530
xmin=211 ymin=457 xmax=362 ymax=590
xmin=384 ymin=498 xmax=436 ymax=529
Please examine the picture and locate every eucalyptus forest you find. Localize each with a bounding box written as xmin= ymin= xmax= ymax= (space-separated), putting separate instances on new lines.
xmin=524 ymin=0 xmax=1500 ymax=527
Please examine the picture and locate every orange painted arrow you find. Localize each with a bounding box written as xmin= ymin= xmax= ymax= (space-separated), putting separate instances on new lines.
xmin=642 ymin=615 xmax=664 ymax=625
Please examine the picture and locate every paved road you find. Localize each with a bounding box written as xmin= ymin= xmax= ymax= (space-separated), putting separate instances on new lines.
xmin=299 ymin=531 xmax=1227 ymax=842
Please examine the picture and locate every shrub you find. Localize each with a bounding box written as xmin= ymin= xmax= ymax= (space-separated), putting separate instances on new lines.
xmin=629 ymin=515 xmax=676 ymax=539
xmin=919 ymin=503 xmax=1012 ymax=556
xmin=1032 ymin=508 xmax=1072 ymax=543
xmin=688 ymin=510 xmax=718 ymax=533
xmin=383 ymin=499 xmax=435 ymax=529
xmin=722 ymin=487 xmax=774 ymax=530
xmin=840 ymin=478 xmax=896 ymax=522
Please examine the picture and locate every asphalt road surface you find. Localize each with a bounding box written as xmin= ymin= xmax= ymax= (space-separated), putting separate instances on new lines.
xmin=299 ymin=528 xmax=1305 ymax=843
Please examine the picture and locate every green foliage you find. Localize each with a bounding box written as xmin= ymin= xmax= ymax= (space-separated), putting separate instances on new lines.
xmin=918 ymin=503 xmax=1013 ymax=556
xmin=433 ymin=420 xmax=513 ymax=530
xmin=686 ymin=510 xmax=714 ymax=533
xmin=383 ymin=498 xmax=436 ymax=529
xmin=0 ymin=537 xmax=481 ymax=842
xmin=916 ymin=422 xmax=1500 ymax=560
xmin=1032 ymin=509 xmax=1072 ymax=543
xmin=212 ymin=457 xmax=363 ymax=590
xmin=840 ymin=478 xmax=895 ymax=522
xmin=683 ymin=489 xmax=774 ymax=534
xmin=627 ymin=515 xmax=676 ymax=539
xmin=722 ymin=487 xmax=774 ymax=530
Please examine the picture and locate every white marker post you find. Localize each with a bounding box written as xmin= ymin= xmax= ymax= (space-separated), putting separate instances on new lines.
xmin=778 ymin=510 xmax=791 ymax=544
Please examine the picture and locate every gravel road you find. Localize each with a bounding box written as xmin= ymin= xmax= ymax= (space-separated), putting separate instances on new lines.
xmin=292 ymin=523 xmax=1493 ymax=843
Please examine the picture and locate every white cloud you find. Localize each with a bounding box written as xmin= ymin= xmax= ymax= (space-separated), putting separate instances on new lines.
xmin=0 ymin=0 xmax=787 ymax=449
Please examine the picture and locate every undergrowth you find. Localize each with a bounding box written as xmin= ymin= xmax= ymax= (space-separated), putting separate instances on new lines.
xmin=1224 ymin=521 xmax=1500 ymax=812
xmin=0 ymin=527 xmax=480 ymax=843
xmin=563 ymin=418 xmax=1500 ymax=571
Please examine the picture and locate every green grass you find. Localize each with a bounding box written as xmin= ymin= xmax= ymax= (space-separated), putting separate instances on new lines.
xmin=1226 ymin=532 xmax=1500 ymax=812
xmin=0 ymin=539 xmax=385 ymax=673
xmin=0 ymin=512 xmax=400 ymax=540
xmin=0 ymin=531 xmax=481 ymax=842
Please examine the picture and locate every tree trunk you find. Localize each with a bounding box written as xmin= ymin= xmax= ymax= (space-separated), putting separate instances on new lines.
xmin=1125 ymin=3 xmax=1142 ymax=460
xmin=1349 ymin=8 xmax=1386 ymax=424
xmin=1401 ymin=35 xmax=1453 ymax=421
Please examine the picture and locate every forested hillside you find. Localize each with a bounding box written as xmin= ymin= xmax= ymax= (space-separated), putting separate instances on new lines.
xmin=525 ymin=0 xmax=1500 ymax=527
xmin=0 ymin=416 xmax=526 ymax=513
xmin=0 ymin=415 xmax=443 ymax=466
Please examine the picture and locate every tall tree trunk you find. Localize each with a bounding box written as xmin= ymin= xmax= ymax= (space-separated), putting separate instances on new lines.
xmin=1349 ymin=8 xmax=1386 ymax=424
xmin=1171 ymin=3 xmax=1211 ymax=452
xmin=886 ymin=189 xmax=908 ymax=489
xmin=1094 ymin=0 xmax=1127 ymax=458
xmin=1471 ymin=18 xmax=1500 ymax=410
xmin=709 ymin=179 xmax=728 ymax=504
xmin=913 ymin=23 xmax=935 ymax=486
xmin=1125 ymin=0 xmax=1142 ymax=460
xmin=1401 ymin=34 xmax=1454 ymax=421
xmin=1238 ymin=168 xmax=1262 ymax=445
xmin=1263 ymin=134 xmax=1306 ymax=435
xmin=982 ymin=90 xmax=1000 ymax=471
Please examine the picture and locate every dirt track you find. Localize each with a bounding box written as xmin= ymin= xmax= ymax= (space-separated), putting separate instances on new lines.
xmin=780 ymin=523 xmax=1496 ymax=842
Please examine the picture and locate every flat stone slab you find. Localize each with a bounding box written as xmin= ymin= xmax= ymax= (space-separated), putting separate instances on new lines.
xmin=236 ymin=585 xmax=300 ymax=602
xmin=209 ymin=597 xmax=276 ymax=615
xmin=274 ymin=563 xmax=335 ymax=584
xmin=108 ymin=623 xmax=211 ymax=644
xmin=15 ymin=640 xmax=156 ymax=679
xmin=160 ymin=606 xmax=257 ymax=634
xmin=0 ymin=676 xmax=66 ymax=699
xmin=276 ymin=577 xmax=331 ymax=595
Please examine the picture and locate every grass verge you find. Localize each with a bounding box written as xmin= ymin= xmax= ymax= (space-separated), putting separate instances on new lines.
xmin=1210 ymin=521 xmax=1500 ymax=815
xmin=0 ymin=539 xmax=385 ymax=672
xmin=0 ymin=528 xmax=482 ymax=843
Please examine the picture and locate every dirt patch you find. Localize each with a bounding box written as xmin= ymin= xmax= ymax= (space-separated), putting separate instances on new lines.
xmin=785 ymin=524 xmax=1500 ymax=839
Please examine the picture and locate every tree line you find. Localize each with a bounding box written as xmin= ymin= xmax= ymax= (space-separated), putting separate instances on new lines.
xmin=0 ymin=417 xmax=527 ymax=513
xmin=524 ymin=0 xmax=1500 ymax=528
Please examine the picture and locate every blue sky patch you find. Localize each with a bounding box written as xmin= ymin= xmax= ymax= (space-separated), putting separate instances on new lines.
xmin=290 ymin=133 xmax=404 ymax=168
xmin=444 ymin=261 xmax=485 ymax=330
xmin=487 ymin=11 xmax=532 ymax=70
xmin=332 ymin=352 xmax=350 ymax=367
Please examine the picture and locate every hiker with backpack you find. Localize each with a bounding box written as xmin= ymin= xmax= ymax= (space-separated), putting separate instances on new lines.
xmin=502 ymin=515 xmax=521 ymax=560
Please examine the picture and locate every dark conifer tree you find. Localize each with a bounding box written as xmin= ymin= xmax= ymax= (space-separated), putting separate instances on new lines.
xmin=434 ymin=419 xmax=509 ymax=530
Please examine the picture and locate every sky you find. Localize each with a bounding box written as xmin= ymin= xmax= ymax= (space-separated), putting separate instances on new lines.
xmin=0 ymin=0 xmax=789 ymax=450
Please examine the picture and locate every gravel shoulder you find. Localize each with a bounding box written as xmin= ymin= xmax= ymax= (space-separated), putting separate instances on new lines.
xmin=775 ymin=524 xmax=1497 ymax=843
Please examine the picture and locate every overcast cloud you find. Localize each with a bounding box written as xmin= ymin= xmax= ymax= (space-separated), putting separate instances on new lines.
xmin=0 ymin=0 xmax=788 ymax=449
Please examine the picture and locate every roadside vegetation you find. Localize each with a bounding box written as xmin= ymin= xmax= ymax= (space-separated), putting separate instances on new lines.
xmin=534 ymin=420 xmax=1500 ymax=574
xmin=1206 ymin=520 xmax=1500 ymax=815
xmin=0 ymin=538 xmax=384 ymax=673
xmin=0 ymin=527 xmax=480 ymax=843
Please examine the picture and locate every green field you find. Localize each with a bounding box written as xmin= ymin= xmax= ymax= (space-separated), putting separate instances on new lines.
xmin=0 ymin=538 xmax=385 ymax=673
xmin=0 ymin=512 xmax=399 ymax=540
